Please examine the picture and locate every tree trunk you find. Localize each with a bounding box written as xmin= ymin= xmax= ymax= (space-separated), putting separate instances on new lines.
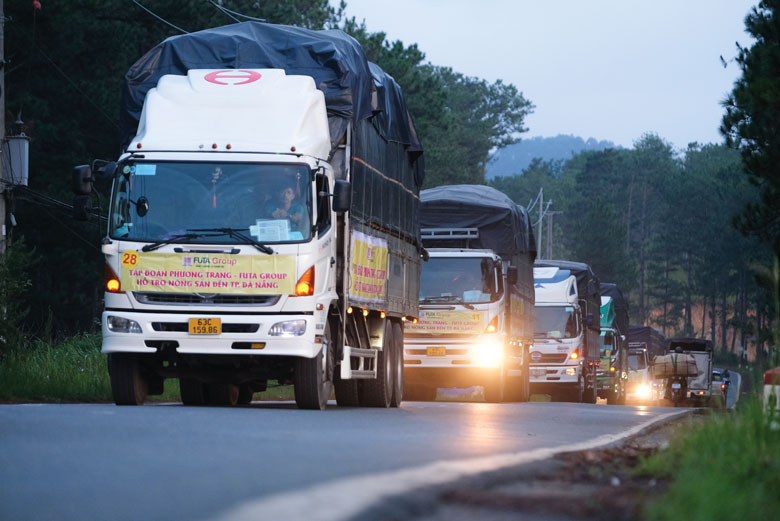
xmin=720 ymin=289 xmax=728 ymax=351
xmin=700 ymin=294 xmax=707 ymax=338
xmin=684 ymin=252 xmax=693 ymax=336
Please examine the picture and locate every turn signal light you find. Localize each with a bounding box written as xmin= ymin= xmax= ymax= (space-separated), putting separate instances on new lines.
xmin=105 ymin=263 xmax=123 ymax=293
xmin=294 ymin=266 xmax=315 ymax=296
xmin=570 ymin=350 xmax=579 ymax=360
xmin=485 ymin=316 xmax=498 ymax=333
xmin=610 ymin=366 xmax=616 ymax=372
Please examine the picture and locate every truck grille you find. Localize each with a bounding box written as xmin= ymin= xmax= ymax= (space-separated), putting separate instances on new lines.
xmin=530 ymin=353 xmax=568 ymax=364
xmin=134 ymin=292 xmax=280 ymax=306
xmin=405 ymin=348 xmax=469 ymax=356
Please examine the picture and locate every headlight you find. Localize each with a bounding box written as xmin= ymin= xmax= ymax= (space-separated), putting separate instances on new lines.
xmin=268 ymin=319 xmax=307 ymax=337
xmin=565 ymin=367 xmax=577 ymax=376
xmin=473 ymin=343 xmax=503 ymax=366
xmin=106 ymin=316 xmax=142 ymax=334
xmin=636 ymin=383 xmax=652 ymax=399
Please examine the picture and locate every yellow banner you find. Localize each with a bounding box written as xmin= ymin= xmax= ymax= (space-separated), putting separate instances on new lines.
xmin=349 ymin=231 xmax=388 ymax=303
xmin=120 ymin=251 xmax=296 ymax=294
xmin=405 ymin=310 xmax=485 ymax=335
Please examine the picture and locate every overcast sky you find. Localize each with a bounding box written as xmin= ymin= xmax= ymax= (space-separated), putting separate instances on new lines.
xmin=338 ymin=0 xmax=756 ymax=150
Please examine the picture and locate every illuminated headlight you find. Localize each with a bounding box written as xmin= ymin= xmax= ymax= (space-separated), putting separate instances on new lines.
xmin=473 ymin=343 xmax=503 ymax=366
xmin=106 ymin=316 xmax=142 ymax=334
xmin=565 ymin=368 xmax=577 ymax=376
xmin=636 ymin=383 xmax=652 ymax=399
xmin=269 ymin=319 xmax=307 ymax=337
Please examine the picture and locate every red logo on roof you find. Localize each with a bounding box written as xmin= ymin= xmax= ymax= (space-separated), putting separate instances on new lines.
xmin=204 ymin=70 xmax=262 ymax=86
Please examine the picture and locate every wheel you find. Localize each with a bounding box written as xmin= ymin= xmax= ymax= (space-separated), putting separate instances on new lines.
xmin=583 ymin=372 xmax=598 ymax=404
xmin=390 ymin=321 xmax=404 ymax=408
xmin=294 ymin=321 xmax=334 ymax=410
xmin=179 ymin=377 xmax=207 ymax=405
xmin=359 ymin=320 xmax=393 ymax=408
xmin=483 ymin=368 xmax=506 ymax=403
xmin=565 ymin=378 xmax=584 ymax=403
xmin=109 ymin=353 xmax=148 ymax=406
xmin=334 ymin=373 xmax=360 ymax=406
xmin=206 ymin=383 xmax=239 ymax=406
xmin=237 ymin=384 xmax=254 ymax=405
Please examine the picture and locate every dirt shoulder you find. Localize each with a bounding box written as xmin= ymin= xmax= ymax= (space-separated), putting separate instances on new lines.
xmin=354 ymin=412 xmax=699 ymax=521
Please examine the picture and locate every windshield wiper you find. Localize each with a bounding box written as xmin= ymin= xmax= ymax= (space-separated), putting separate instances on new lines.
xmin=188 ymin=227 xmax=274 ymax=254
xmin=141 ymin=232 xmax=213 ymax=252
xmin=420 ymin=296 xmax=475 ymax=309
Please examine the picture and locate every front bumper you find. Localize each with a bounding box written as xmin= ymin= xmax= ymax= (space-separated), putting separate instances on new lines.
xmin=101 ymin=310 xmax=321 ymax=358
xmin=529 ymin=364 xmax=580 ymax=384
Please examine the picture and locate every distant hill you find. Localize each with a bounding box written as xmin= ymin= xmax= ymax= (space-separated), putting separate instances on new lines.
xmin=486 ymin=135 xmax=622 ymax=179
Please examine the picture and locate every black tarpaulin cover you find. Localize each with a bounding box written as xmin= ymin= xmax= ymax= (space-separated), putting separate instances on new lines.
xmin=600 ymin=282 xmax=629 ymax=336
xmin=419 ymin=185 xmax=535 ymax=257
xmin=534 ymin=260 xmax=600 ymax=329
xmin=628 ymin=325 xmax=666 ymax=358
xmin=119 ymin=21 xmax=422 ymax=158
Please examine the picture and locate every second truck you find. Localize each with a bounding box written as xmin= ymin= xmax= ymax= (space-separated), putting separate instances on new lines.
xmin=403 ymin=185 xmax=536 ymax=402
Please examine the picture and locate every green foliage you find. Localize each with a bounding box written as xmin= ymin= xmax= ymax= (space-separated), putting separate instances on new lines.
xmin=343 ymin=19 xmax=534 ymax=187
xmin=721 ymin=0 xmax=780 ymax=255
xmin=640 ymin=400 xmax=780 ymax=521
xmin=0 ymin=239 xmax=33 ymax=348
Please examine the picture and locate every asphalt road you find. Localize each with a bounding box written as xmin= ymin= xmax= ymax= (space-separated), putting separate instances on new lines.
xmin=0 ymin=400 xmax=681 ymax=521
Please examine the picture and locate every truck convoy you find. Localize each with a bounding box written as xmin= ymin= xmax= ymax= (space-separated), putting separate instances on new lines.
xmin=597 ymin=283 xmax=629 ymax=404
xmin=531 ymin=260 xmax=601 ymax=402
xmin=71 ymin=22 xmax=424 ymax=409
xmin=403 ymin=185 xmax=536 ymax=402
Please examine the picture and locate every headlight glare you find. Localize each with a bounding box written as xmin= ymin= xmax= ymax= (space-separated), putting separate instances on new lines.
xmin=473 ymin=343 xmax=502 ymax=366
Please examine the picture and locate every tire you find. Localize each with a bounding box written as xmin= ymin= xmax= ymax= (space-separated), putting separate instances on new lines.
xmin=109 ymin=353 xmax=148 ymax=406
xmin=583 ymin=375 xmax=598 ymax=404
xmin=334 ymin=374 xmax=360 ymax=406
xmin=206 ymin=383 xmax=239 ymax=406
xmin=294 ymin=321 xmax=334 ymax=410
xmin=483 ymin=368 xmax=506 ymax=403
xmin=360 ymin=320 xmax=393 ymax=408
xmin=237 ymin=384 xmax=254 ymax=405
xmin=179 ymin=377 xmax=207 ymax=405
xmin=390 ymin=321 xmax=404 ymax=408
xmin=565 ymin=378 xmax=584 ymax=403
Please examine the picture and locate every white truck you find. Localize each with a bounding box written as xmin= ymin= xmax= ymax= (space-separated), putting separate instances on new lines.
xmin=403 ymin=185 xmax=536 ymax=402
xmin=531 ymin=261 xmax=601 ymax=402
xmin=71 ymin=22 xmax=424 ymax=409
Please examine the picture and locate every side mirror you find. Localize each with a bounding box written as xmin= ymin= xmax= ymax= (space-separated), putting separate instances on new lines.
xmin=72 ymin=195 xmax=92 ymax=221
xmin=72 ymin=165 xmax=93 ymax=195
xmin=332 ymin=180 xmax=351 ymax=214
xmin=507 ymin=265 xmax=518 ymax=285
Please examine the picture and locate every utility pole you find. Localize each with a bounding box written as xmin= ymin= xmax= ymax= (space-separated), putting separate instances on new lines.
xmin=537 ymin=187 xmax=543 ymax=259
xmin=546 ymin=210 xmax=563 ymax=259
xmin=0 ymin=0 xmax=6 ymax=257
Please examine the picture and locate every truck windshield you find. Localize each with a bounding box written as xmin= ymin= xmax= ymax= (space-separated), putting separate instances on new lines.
xmin=534 ymin=306 xmax=579 ymax=339
xmin=601 ymin=331 xmax=616 ymax=357
xmin=419 ymin=257 xmax=499 ymax=304
xmin=628 ymin=352 xmax=647 ymax=370
xmin=110 ymin=161 xmax=312 ymax=243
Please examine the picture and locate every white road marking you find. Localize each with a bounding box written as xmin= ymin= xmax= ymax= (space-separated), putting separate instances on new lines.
xmin=210 ymin=409 xmax=686 ymax=521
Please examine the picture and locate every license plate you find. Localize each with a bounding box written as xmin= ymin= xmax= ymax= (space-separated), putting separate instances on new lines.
xmin=672 ymin=382 xmax=681 ymax=389
xmin=531 ymin=368 xmax=546 ymax=378
xmin=426 ymin=346 xmax=446 ymax=357
xmin=188 ymin=318 xmax=221 ymax=335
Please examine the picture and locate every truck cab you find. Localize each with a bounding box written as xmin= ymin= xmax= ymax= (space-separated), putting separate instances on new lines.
xmin=531 ymin=267 xmax=588 ymax=401
xmin=404 ymin=248 xmax=515 ymax=401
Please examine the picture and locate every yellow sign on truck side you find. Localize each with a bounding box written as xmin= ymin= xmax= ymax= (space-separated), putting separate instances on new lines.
xmin=349 ymin=231 xmax=388 ymax=304
xmin=405 ymin=310 xmax=485 ymax=335
xmin=120 ymin=251 xmax=296 ymax=294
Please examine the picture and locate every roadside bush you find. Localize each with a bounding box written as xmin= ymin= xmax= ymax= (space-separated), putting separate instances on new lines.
xmin=641 ymin=399 xmax=780 ymax=521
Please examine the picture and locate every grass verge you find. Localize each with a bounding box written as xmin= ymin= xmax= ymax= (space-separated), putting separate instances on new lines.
xmin=638 ymin=399 xmax=780 ymax=521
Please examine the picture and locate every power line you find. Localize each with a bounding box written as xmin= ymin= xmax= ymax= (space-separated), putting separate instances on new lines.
xmin=131 ymin=0 xmax=189 ymax=34
xmin=207 ymin=1 xmax=240 ymax=23
xmin=207 ymin=1 xmax=266 ymax=22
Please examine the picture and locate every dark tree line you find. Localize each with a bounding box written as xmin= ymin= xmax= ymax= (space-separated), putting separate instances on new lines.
xmin=491 ymin=136 xmax=773 ymax=360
